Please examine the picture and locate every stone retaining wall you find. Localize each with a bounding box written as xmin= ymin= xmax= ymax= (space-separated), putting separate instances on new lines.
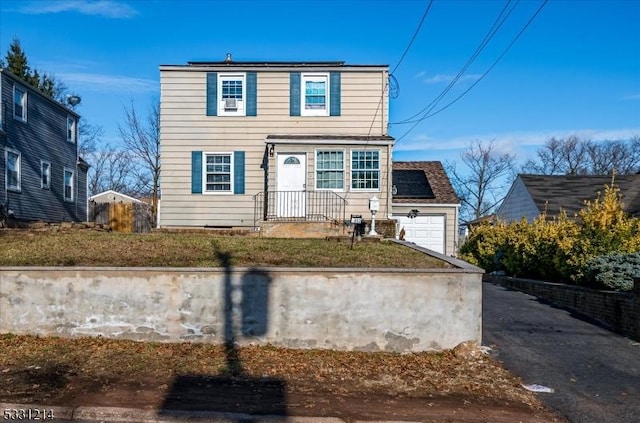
xmin=1 ymin=259 xmax=483 ymax=352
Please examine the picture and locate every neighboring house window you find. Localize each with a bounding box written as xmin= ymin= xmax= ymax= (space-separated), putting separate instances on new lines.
xmin=351 ymin=150 xmax=380 ymax=190
xmin=13 ymin=86 xmax=27 ymax=121
xmin=6 ymin=149 xmax=21 ymax=191
xmin=204 ymin=153 xmax=233 ymax=193
xmin=302 ymin=74 xmax=328 ymax=116
xmin=316 ymin=150 xmax=344 ymax=190
xmin=64 ymin=168 xmax=74 ymax=201
xmin=218 ymin=74 xmax=245 ymax=116
xmin=41 ymin=161 xmax=51 ymax=190
xmin=67 ymin=116 xmax=77 ymax=143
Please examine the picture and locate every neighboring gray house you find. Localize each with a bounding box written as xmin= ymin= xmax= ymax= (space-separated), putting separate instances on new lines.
xmin=159 ymin=58 xmax=393 ymax=230
xmin=497 ymin=174 xmax=640 ymax=222
xmin=391 ymin=161 xmax=460 ymax=255
xmin=0 ymin=68 xmax=88 ymax=223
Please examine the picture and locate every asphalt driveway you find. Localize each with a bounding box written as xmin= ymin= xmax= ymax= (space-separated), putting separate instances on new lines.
xmin=483 ymin=281 xmax=640 ymax=423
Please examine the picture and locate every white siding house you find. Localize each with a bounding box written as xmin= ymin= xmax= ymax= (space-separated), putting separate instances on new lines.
xmin=159 ymin=59 xmax=393 ymax=230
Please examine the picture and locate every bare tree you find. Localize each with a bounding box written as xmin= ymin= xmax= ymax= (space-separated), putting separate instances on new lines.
xmin=118 ymin=100 xmax=160 ymax=223
xmin=522 ymin=136 xmax=588 ymax=175
xmin=78 ymin=120 xmax=103 ymax=159
xmin=86 ymin=146 xmax=138 ymax=196
xmin=447 ymin=140 xmax=516 ymax=221
xmin=523 ymin=135 xmax=640 ymax=175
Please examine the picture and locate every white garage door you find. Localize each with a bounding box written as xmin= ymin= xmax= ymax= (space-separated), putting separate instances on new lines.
xmin=396 ymin=215 xmax=445 ymax=254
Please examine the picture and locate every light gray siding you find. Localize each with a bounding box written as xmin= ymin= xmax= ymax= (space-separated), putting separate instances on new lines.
xmin=496 ymin=176 xmax=540 ymax=222
xmin=159 ymin=65 xmax=391 ymax=228
xmin=0 ymin=70 xmax=86 ymax=222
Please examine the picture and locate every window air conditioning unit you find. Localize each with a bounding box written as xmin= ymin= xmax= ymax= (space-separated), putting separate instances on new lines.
xmin=224 ymin=98 xmax=238 ymax=110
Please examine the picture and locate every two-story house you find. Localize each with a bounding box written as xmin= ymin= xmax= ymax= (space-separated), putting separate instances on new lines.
xmin=1 ymin=68 xmax=88 ymax=224
xmin=159 ymin=57 xmax=393 ymax=232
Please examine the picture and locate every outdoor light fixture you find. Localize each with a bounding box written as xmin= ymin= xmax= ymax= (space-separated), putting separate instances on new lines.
xmin=269 ymin=144 xmax=275 ymax=157
xmin=368 ymin=195 xmax=380 ymax=236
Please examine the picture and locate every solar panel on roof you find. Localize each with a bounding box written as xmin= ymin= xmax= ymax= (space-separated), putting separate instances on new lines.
xmin=392 ymin=170 xmax=435 ymax=198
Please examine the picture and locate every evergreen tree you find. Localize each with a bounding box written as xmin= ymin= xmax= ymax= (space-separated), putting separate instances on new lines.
xmin=3 ymin=37 xmax=60 ymax=99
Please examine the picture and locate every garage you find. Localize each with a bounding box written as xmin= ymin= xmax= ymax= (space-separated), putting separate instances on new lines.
xmin=396 ymin=214 xmax=446 ymax=254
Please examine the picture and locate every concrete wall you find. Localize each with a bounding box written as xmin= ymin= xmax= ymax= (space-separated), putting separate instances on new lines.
xmin=485 ymin=275 xmax=640 ymax=341
xmin=0 ymin=263 xmax=482 ymax=352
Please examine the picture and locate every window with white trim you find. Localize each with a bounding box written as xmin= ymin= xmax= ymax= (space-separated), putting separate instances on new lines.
xmin=351 ymin=150 xmax=380 ymax=190
xmin=218 ymin=74 xmax=245 ymax=116
xmin=315 ymin=150 xmax=344 ymax=190
xmin=14 ymin=86 xmax=26 ymax=121
xmin=204 ymin=153 xmax=233 ymax=193
xmin=6 ymin=149 xmax=21 ymax=191
xmin=64 ymin=168 xmax=74 ymax=201
xmin=41 ymin=161 xmax=51 ymax=190
xmin=67 ymin=116 xmax=77 ymax=143
xmin=302 ymin=74 xmax=328 ymax=116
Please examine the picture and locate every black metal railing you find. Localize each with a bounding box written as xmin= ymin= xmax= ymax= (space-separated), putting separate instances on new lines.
xmin=253 ymin=190 xmax=347 ymax=227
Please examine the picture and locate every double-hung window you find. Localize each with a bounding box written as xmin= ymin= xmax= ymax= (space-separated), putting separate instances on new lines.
xmin=204 ymin=153 xmax=233 ymax=193
xmin=64 ymin=168 xmax=74 ymax=201
xmin=14 ymin=86 xmax=26 ymax=121
xmin=351 ymin=150 xmax=380 ymax=190
xmin=67 ymin=116 xmax=77 ymax=143
xmin=41 ymin=161 xmax=51 ymax=190
xmin=218 ymin=74 xmax=245 ymax=116
xmin=316 ymin=150 xmax=344 ymax=190
xmin=6 ymin=149 xmax=21 ymax=191
xmin=302 ymin=74 xmax=328 ymax=116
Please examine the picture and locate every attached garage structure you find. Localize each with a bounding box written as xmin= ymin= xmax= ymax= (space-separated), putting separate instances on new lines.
xmin=395 ymin=214 xmax=446 ymax=254
xmin=392 ymin=162 xmax=460 ymax=256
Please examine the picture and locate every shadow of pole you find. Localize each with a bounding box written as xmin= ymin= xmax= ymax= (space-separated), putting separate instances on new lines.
xmin=217 ymin=245 xmax=243 ymax=376
xmin=158 ymin=240 xmax=287 ymax=418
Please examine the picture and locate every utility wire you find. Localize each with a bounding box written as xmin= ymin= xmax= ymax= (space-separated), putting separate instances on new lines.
xmin=395 ymin=0 xmax=549 ymax=144
xmin=393 ymin=0 xmax=517 ymax=125
xmin=368 ymin=0 xmax=434 ymax=136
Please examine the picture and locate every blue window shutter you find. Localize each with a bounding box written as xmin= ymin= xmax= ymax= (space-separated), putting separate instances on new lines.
xmin=191 ymin=151 xmax=202 ymax=194
xmin=234 ymin=151 xmax=245 ymax=194
xmin=206 ymin=73 xmax=217 ymax=116
xmin=330 ymin=72 xmax=341 ymax=116
xmin=290 ymin=72 xmax=301 ymax=116
xmin=246 ymin=72 xmax=257 ymax=116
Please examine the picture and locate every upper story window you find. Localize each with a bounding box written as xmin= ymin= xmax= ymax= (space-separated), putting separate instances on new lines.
xmin=13 ymin=86 xmax=27 ymax=122
xmin=316 ymin=150 xmax=344 ymax=190
xmin=302 ymin=74 xmax=329 ymax=116
xmin=351 ymin=150 xmax=380 ymax=190
xmin=204 ymin=152 xmax=233 ymax=193
xmin=67 ymin=116 xmax=77 ymax=143
xmin=6 ymin=149 xmax=21 ymax=192
xmin=218 ymin=74 xmax=245 ymax=116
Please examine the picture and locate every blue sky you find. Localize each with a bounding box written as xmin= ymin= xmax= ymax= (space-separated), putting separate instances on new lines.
xmin=1 ymin=0 xmax=639 ymax=167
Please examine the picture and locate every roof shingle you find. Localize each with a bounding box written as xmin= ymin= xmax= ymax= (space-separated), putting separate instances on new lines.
xmin=392 ymin=162 xmax=460 ymax=204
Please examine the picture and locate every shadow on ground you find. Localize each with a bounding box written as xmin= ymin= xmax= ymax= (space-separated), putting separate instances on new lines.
xmin=158 ymin=242 xmax=288 ymax=418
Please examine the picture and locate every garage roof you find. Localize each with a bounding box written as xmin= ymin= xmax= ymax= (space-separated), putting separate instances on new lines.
xmin=393 ymin=161 xmax=460 ymax=204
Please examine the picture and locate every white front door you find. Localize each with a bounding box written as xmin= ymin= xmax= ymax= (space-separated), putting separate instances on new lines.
xmin=277 ymin=153 xmax=306 ymax=218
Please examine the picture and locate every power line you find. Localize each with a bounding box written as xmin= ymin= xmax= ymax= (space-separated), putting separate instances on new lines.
xmin=368 ymin=0 xmax=434 ymax=136
xmin=395 ymin=0 xmax=549 ymax=145
xmin=393 ymin=0 xmax=517 ymax=125
xmin=391 ymin=0 xmax=434 ymax=75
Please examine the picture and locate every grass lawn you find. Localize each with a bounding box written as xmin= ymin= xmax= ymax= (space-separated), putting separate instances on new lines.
xmin=0 ymin=230 xmax=452 ymax=268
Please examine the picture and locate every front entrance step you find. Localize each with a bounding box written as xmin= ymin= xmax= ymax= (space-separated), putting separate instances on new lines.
xmin=260 ymin=221 xmax=346 ymax=238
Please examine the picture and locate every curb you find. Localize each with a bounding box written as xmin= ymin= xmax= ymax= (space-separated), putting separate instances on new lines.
xmin=1 ymin=403 xmax=419 ymax=423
